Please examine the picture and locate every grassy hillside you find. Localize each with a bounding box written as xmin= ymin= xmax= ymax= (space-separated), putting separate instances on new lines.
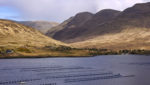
xmin=71 ymin=28 xmax=150 ymax=50
xmin=0 ymin=19 xmax=74 ymax=58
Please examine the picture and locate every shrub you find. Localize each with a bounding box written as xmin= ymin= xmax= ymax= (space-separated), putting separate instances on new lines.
xmin=17 ymin=47 xmax=31 ymax=53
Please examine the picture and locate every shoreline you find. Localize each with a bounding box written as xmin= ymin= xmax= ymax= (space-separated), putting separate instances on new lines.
xmin=0 ymin=55 xmax=93 ymax=59
xmin=0 ymin=54 xmax=149 ymax=59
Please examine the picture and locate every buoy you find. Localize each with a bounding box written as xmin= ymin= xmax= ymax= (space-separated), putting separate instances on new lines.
xmin=19 ymin=82 xmax=26 ymax=84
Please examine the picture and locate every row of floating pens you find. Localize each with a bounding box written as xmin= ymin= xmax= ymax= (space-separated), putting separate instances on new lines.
xmin=0 ymin=78 xmax=41 ymax=84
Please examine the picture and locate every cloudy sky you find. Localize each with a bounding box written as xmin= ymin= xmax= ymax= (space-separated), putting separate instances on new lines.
xmin=0 ymin=0 xmax=149 ymax=22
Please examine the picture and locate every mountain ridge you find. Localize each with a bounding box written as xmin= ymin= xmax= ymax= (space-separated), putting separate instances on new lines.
xmin=46 ymin=9 xmax=121 ymax=42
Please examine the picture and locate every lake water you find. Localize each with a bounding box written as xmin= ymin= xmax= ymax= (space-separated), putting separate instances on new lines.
xmin=0 ymin=55 xmax=150 ymax=85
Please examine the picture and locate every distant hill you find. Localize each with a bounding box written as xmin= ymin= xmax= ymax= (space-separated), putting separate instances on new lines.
xmin=19 ymin=21 xmax=59 ymax=34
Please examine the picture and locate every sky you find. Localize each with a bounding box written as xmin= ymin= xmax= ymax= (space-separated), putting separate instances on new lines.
xmin=0 ymin=0 xmax=149 ymax=22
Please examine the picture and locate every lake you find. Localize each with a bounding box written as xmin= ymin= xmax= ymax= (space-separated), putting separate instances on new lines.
xmin=0 ymin=55 xmax=150 ymax=85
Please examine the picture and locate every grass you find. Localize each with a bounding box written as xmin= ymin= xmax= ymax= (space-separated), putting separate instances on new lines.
xmin=16 ymin=47 xmax=32 ymax=53
xmin=1 ymin=46 xmax=150 ymax=59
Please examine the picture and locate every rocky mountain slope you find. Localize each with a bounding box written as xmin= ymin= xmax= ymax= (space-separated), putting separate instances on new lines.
xmin=20 ymin=21 xmax=59 ymax=34
xmin=46 ymin=9 xmax=120 ymax=42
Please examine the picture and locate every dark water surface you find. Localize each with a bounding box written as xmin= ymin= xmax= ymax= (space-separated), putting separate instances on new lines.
xmin=0 ymin=55 xmax=150 ymax=85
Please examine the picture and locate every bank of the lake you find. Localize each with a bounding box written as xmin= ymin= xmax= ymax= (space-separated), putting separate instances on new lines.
xmin=1 ymin=48 xmax=150 ymax=59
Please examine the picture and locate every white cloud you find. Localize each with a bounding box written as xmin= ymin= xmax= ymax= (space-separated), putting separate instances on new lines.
xmin=0 ymin=0 xmax=149 ymax=22
xmin=95 ymin=0 xmax=146 ymax=11
xmin=11 ymin=0 xmax=97 ymax=22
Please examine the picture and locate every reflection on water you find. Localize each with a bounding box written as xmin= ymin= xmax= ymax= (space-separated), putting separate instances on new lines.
xmin=0 ymin=55 xmax=150 ymax=85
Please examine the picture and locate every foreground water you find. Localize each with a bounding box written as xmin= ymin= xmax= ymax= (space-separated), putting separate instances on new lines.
xmin=0 ymin=55 xmax=150 ymax=85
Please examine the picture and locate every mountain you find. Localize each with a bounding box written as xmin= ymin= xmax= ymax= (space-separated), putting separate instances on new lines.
xmin=0 ymin=19 xmax=70 ymax=57
xmin=19 ymin=21 xmax=59 ymax=34
xmin=46 ymin=2 xmax=150 ymax=50
xmin=46 ymin=10 xmax=120 ymax=43
xmin=71 ymin=2 xmax=150 ymax=50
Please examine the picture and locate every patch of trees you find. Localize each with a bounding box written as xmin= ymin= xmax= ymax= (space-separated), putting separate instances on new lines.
xmin=41 ymin=46 xmax=150 ymax=56
xmin=88 ymin=49 xmax=117 ymax=56
xmin=16 ymin=47 xmax=32 ymax=53
xmin=119 ymin=49 xmax=150 ymax=55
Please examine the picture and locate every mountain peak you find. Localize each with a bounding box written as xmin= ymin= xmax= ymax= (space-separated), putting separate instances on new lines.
xmin=96 ymin=9 xmax=121 ymax=14
xmin=67 ymin=12 xmax=93 ymax=26
xmin=120 ymin=2 xmax=150 ymax=17
xmin=134 ymin=2 xmax=150 ymax=7
xmin=94 ymin=9 xmax=121 ymax=19
xmin=75 ymin=12 xmax=93 ymax=17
